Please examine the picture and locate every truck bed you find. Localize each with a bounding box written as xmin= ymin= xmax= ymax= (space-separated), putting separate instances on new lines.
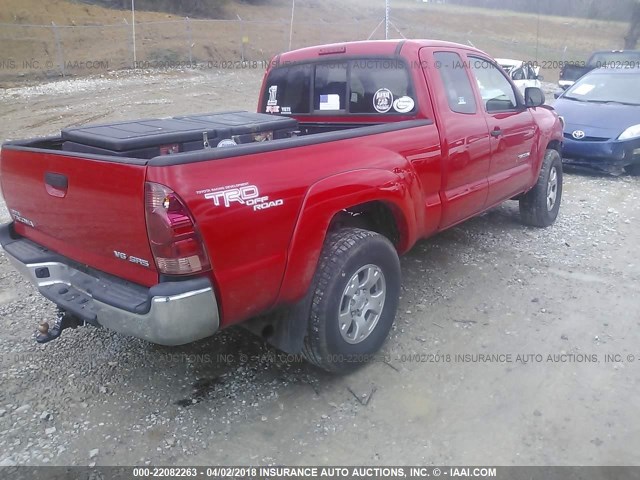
xmin=1 ymin=117 xmax=432 ymax=290
xmin=4 ymin=118 xmax=429 ymax=166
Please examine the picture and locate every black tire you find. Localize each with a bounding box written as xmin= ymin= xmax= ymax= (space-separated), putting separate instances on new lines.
xmin=626 ymin=163 xmax=640 ymax=176
xmin=519 ymin=149 xmax=563 ymax=227
xmin=302 ymin=228 xmax=401 ymax=373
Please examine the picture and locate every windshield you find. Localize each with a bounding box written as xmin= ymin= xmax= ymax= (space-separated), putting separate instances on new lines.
xmin=563 ymin=70 xmax=640 ymax=105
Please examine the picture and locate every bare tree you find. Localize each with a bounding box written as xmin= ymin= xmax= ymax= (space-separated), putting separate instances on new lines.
xmin=625 ymin=0 xmax=640 ymax=48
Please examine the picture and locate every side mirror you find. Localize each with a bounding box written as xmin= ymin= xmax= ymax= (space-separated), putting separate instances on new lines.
xmin=554 ymin=90 xmax=563 ymax=99
xmin=525 ymin=87 xmax=545 ymax=107
xmin=536 ymin=75 xmax=544 ymax=81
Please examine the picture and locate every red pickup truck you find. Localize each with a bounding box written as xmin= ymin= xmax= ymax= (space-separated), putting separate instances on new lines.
xmin=0 ymin=40 xmax=564 ymax=372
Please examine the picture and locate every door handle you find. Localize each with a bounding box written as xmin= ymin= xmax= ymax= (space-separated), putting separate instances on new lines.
xmin=44 ymin=172 xmax=68 ymax=198
xmin=490 ymin=128 xmax=503 ymax=137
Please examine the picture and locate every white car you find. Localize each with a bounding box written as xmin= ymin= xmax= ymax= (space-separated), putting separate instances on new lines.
xmin=496 ymin=58 xmax=542 ymax=95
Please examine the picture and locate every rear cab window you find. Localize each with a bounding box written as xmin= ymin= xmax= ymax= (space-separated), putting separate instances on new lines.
xmin=264 ymin=63 xmax=312 ymax=115
xmin=261 ymin=58 xmax=417 ymax=117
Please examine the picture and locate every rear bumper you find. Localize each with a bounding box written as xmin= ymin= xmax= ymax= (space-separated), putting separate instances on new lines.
xmin=0 ymin=223 xmax=219 ymax=345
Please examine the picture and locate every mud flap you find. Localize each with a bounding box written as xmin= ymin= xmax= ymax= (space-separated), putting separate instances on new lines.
xmin=242 ymin=296 xmax=312 ymax=355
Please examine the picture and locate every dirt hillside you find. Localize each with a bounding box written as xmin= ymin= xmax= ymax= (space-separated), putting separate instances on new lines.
xmin=0 ymin=0 xmax=628 ymax=84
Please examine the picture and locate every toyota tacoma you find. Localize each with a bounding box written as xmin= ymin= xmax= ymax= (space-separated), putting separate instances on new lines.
xmin=0 ymin=40 xmax=564 ymax=372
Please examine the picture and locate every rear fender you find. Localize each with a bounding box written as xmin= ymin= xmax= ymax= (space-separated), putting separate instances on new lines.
xmin=276 ymin=168 xmax=419 ymax=305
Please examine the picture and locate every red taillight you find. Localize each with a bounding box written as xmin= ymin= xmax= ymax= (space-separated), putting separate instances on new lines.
xmin=144 ymin=182 xmax=211 ymax=275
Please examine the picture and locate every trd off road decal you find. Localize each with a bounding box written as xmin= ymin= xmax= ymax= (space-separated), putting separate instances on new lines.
xmin=197 ymin=183 xmax=284 ymax=211
xmin=266 ymin=85 xmax=280 ymax=114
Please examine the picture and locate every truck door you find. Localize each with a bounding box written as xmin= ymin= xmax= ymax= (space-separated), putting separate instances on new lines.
xmin=467 ymin=56 xmax=537 ymax=205
xmin=420 ymin=49 xmax=492 ymax=228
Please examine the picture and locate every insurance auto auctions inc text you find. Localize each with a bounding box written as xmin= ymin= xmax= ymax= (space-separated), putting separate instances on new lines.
xmin=251 ymin=466 xmax=497 ymax=478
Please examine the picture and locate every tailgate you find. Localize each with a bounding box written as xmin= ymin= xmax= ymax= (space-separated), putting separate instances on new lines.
xmin=0 ymin=148 xmax=157 ymax=286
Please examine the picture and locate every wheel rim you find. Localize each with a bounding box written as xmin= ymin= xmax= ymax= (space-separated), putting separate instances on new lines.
xmin=338 ymin=264 xmax=386 ymax=344
xmin=547 ymin=166 xmax=558 ymax=211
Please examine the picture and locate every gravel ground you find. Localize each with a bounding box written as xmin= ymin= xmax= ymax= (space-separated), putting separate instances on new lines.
xmin=0 ymin=69 xmax=639 ymax=467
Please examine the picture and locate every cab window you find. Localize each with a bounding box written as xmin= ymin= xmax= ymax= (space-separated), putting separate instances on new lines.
xmin=433 ymin=51 xmax=477 ymax=114
xmin=261 ymin=63 xmax=311 ymax=115
xmin=468 ymin=57 xmax=518 ymax=113
xmin=348 ymin=60 xmax=415 ymax=114
xmin=314 ymin=62 xmax=347 ymax=111
xmin=511 ymin=67 xmax=525 ymax=81
xmin=527 ymin=64 xmax=539 ymax=80
xmin=262 ymin=58 xmax=416 ymax=116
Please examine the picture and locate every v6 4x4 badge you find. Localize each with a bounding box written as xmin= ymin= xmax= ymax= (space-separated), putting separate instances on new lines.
xmin=199 ymin=183 xmax=284 ymax=211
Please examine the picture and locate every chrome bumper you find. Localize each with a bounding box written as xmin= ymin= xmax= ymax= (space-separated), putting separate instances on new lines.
xmin=97 ymin=285 xmax=219 ymax=346
xmin=1 ymin=225 xmax=219 ymax=346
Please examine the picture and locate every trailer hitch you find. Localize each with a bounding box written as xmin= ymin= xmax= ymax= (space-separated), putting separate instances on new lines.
xmin=36 ymin=308 xmax=84 ymax=344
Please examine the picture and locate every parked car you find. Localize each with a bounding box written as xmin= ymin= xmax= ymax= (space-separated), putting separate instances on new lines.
xmin=553 ymin=67 xmax=640 ymax=175
xmin=496 ymin=58 xmax=542 ymax=95
xmin=0 ymin=40 xmax=564 ymax=373
xmin=558 ymin=50 xmax=640 ymax=90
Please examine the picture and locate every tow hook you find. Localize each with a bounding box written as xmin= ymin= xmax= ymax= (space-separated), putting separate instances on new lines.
xmin=36 ymin=308 xmax=84 ymax=344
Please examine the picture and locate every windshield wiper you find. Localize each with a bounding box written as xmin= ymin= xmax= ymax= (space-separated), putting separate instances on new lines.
xmin=586 ymin=100 xmax=640 ymax=106
xmin=562 ymin=96 xmax=586 ymax=102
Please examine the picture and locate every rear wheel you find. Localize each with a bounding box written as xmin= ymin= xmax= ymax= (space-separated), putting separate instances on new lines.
xmin=519 ymin=149 xmax=563 ymax=227
xmin=302 ymin=228 xmax=400 ymax=373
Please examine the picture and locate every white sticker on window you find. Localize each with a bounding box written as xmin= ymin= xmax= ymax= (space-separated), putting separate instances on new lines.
xmin=319 ymin=94 xmax=341 ymax=111
xmin=267 ymin=85 xmax=278 ymax=105
xmin=266 ymin=85 xmax=280 ymax=113
xmin=373 ymin=88 xmax=393 ymax=113
xmin=572 ymin=84 xmax=595 ymax=95
xmin=393 ymin=96 xmax=415 ymax=113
